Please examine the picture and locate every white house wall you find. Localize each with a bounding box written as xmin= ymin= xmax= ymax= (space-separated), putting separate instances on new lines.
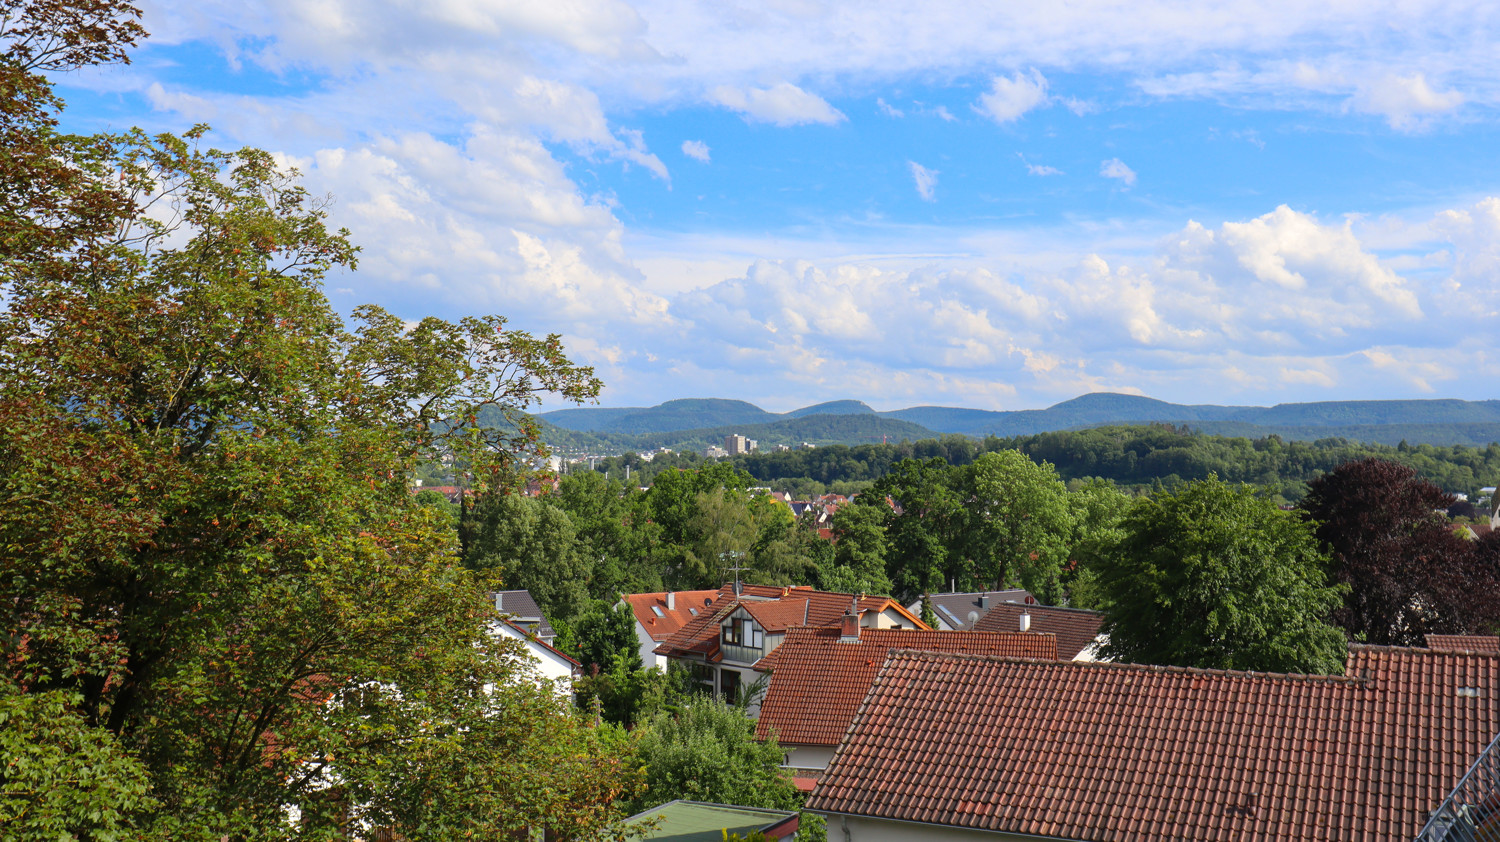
xmin=491 ymin=622 xmax=576 ymax=683
xmin=784 ymin=745 xmax=836 ymax=770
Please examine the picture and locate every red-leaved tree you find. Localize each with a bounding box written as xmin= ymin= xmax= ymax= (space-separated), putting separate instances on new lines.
xmin=1299 ymin=458 xmax=1499 ymax=645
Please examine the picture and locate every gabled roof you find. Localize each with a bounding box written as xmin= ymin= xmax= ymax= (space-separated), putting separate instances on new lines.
xmin=493 ymin=617 xmax=580 ymax=669
xmin=971 ymin=601 xmax=1105 ymax=660
xmin=914 ymin=590 xmax=1033 ymax=630
xmin=755 ymin=627 xmax=1058 ymax=747
xmin=493 ymin=589 xmax=555 ymax=639
xmin=1427 ymin=634 xmax=1500 ymax=654
xmin=809 ymin=645 xmax=1500 ymax=841
xmin=652 ymin=584 xmax=928 ymax=660
xmin=621 ymin=590 xmax=721 ymax=642
xmin=739 ymin=598 xmax=810 ymax=631
xmin=624 ymin=800 xmax=799 ymax=841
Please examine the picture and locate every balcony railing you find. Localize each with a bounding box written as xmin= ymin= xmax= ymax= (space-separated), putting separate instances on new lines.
xmin=1417 ymin=732 xmax=1500 ymax=841
xmin=720 ymin=641 xmax=763 ymax=664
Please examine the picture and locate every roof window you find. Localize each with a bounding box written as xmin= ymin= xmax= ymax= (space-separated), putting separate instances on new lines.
xmin=651 ymin=606 xmax=665 ymax=618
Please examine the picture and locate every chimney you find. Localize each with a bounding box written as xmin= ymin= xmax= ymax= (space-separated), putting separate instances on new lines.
xmin=840 ymin=609 xmax=861 ymax=643
xmin=666 ymin=591 xmax=675 ymax=610
xmin=978 ymin=594 xmax=988 ymax=609
xmin=1019 ymin=612 xmax=1031 ymax=633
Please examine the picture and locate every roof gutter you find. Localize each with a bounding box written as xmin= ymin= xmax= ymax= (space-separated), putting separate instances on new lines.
xmin=808 ymin=809 xmax=1087 ymax=842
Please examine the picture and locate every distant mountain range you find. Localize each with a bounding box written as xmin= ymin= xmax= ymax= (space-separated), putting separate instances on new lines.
xmin=536 ymin=393 xmax=1500 ymax=451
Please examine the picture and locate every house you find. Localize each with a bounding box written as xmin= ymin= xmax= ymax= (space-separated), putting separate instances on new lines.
xmin=753 ymin=626 xmax=1058 ymax=783
xmin=625 ymin=800 xmax=799 ymax=841
xmin=908 ymin=589 xmax=1034 ymax=631
xmin=490 ymin=616 xmax=580 ymax=683
xmin=493 ymin=589 xmax=556 ymax=643
xmin=970 ymin=601 xmax=1106 ymax=661
xmin=489 ymin=589 xmax=577 ymax=682
xmin=808 ymin=645 xmax=1500 ymax=841
xmin=621 ymin=589 xmax=722 ymax=669
xmin=652 ymin=584 xmax=928 ymax=713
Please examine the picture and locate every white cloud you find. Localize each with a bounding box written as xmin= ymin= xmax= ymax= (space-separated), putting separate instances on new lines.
xmin=1350 ymin=72 xmax=1464 ymax=130
xmin=974 ymin=69 xmax=1050 ymax=124
xmin=1019 ymin=153 xmax=1063 ymax=176
xmin=1099 ymin=158 xmax=1137 ymax=186
xmin=909 ymin=161 xmax=939 ymax=201
xmin=681 ymin=139 xmax=711 ymax=162
xmin=710 ymin=82 xmax=845 ymax=126
xmin=877 ymin=97 xmax=904 ymax=118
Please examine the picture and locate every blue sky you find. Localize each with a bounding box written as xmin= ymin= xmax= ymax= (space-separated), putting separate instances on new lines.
xmin=54 ymin=0 xmax=1500 ymax=411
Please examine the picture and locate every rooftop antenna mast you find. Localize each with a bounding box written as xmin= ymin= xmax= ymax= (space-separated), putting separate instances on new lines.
xmin=721 ymin=550 xmax=748 ymax=596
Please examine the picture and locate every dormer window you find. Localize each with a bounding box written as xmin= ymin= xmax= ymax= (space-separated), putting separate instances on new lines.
xmin=722 ymin=618 xmax=763 ymax=648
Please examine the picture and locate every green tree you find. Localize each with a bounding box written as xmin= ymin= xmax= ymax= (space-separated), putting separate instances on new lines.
xmin=464 ymin=493 xmax=591 ymax=624
xmin=822 ymin=503 xmax=893 ymax=596
xmin=1095 ymin=477 xmax=1348 ymax=674
xmin=628 ymin=697 xmax=800 ymax=815
xmin=865 ymin=458 xmax=964 ymax=602
xmin=958 ymin=451 xmax=1075 ymax=602
xmin=0 ymin=2 xmax=636 ymax=835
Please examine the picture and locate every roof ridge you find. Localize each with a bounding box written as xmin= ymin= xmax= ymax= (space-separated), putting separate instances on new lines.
xmin=1352 ymin=642 xmax=1500 ymax=655
xmin=984 ymin=602 xmax=1104 ymax=616
xmin=884 ymin=649 xmax=1368 ymax=685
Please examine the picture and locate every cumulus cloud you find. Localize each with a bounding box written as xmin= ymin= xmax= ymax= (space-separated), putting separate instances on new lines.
xmin=974 ymin=69 xmax=1049 ymax=124
xmin=681 ymin=139 xmax=711 ymax=162
xmin=909 ymin=161 xmax=939 ymax=201
xmin=1099 ymin=158 xmax=1137 ymax=186
xmin=1350 ymin=72 xmax=1464 ymax=130
xmin=710 ymin=82 xmax=845 ymax=126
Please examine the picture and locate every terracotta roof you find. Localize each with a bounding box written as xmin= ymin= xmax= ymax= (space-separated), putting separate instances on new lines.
xmin=810 ymin=645 xmax=1500 ymax=841
xmin=652 ymin=584 xmax=929 ymax=660
xmin=740 ymin=599 xmax=811 ymax=631
xmin=1426 ymin=634 xmax=1500 ymax=654
xmin=971 ymin=602 xmax=1105 ymax=660
xmin=756 ymin=627 xmax=1058 ymax=747
xmin=621 ymin=590 xmax=721 ymax=642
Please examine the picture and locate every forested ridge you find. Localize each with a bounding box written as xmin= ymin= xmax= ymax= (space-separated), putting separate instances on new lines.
xmin=696 ymin=425 xmax=1500 ymax=500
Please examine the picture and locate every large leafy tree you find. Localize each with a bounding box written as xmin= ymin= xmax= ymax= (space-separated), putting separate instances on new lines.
xmin=465 ymin=492 xmax=592 ymax=624
xmin=0 ymin=2 xmax=636 ymax=838
xmin=1299 ymin=458 xmax=1497 ymax=645
xmin=957 ymin=450 xmax=1075 ymax=602
xmin=1096 ymin=477 xmax=1348 ymax=674
xmin=627 ymin=697 xmax=800 ymax=815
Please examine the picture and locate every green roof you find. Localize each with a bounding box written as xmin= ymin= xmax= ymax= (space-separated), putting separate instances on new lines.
xmin=626 ymin=800 xmax=796 ymax=841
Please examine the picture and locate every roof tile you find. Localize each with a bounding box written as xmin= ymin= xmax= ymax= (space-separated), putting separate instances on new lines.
xmin=970 ymin=602 xmax=1104 ymax=660
xmin=809 ymin=645 xmax=1500 ymax=841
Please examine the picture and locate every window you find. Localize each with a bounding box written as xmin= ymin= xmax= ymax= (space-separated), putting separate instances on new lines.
xmin=651 ymin=605 xmax=665 ymax=618
xmin=722 ymin=620 xmax=742 ymax=645
xmin=721 ymin=669 xmax=741 ymax=700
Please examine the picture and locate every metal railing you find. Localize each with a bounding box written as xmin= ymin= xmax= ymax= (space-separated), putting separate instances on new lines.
xmin=1418 ymin=732 xmax=1500 ymax=841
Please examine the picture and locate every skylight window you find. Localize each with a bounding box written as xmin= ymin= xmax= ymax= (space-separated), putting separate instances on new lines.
xmin=651 ymin=606 xmax=665 ymax=618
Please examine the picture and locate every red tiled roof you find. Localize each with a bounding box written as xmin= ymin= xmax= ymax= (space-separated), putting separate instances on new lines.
xmin=757 ymin=627 xmax=1058 ymax=747
xmin=741 ymin=599 xmax=811 ymax=631
xmin=810 ymin=645 xmax=1500 ymax=841
xmin=652 ymin=584 xmax=928 ymax=659
xmin=1426 ymin=634 xmax=1500 ymax=654
xmin=971 ymin=602 xmax=1104 ymax=660
xmin=621 ymin=590 xmax=721 ymax=642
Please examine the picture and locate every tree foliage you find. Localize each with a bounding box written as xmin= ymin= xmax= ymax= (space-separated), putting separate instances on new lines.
xmin=627 ymin=697 xmax=800 ymax=816
xmin=1299 ymin=458 xmax=1500 ymax=645
xmin=1095 ymin=477 xmax=1349 ymax=674
xmin=0 ymin=2 xmax=631 ymax=836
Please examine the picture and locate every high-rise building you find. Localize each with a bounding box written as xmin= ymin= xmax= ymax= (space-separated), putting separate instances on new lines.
xmin=724 ymin=434 xmax=757 ymax=456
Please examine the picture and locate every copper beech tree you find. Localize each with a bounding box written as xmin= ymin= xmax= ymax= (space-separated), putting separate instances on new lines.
xmin=0 ymin=2 xmax=644 ymax=839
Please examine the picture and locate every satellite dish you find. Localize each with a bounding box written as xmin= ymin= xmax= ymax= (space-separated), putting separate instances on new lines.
xmin=967 ymin=611 xmax=979 ymax=626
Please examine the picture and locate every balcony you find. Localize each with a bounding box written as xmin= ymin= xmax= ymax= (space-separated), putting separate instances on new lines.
xmin=1418 ymin=732 xmax=1500 ymax=841
xmin=720 ymin=642 xmax=763 ymax=664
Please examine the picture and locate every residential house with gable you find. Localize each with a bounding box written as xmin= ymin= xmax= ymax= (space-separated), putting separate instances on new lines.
xmin=808 ymin=644 xmax=1500 ymax=841
xmin=971 ymin=601 xmax=1106 ymax=661
xmin=908 ymin=589 xmax=1034 ymax=630
xmin=489 ymin=589 xmax=578 ymax=683
xmin=754 ymin=625 xmax=1058 ymax=788
xmin=651 ymin=583 xmax=927 ymax=714
xmin=621 ymin=589 xmax=722 ymax=669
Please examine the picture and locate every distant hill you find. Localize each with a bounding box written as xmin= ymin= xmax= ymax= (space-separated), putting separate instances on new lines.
xmin=539 ymin=412 xmax=936 ymax=454
xmin=535 ymin=393 xmax=1500 ymax=451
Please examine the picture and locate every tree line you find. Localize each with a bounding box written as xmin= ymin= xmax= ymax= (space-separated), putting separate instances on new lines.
xmin=578 ymin=425 xmax=1500 ymax=501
